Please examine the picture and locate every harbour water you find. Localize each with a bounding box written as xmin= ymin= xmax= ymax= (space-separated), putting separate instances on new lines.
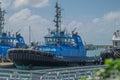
xmin=87 ymin=48 xmax=105 ymax=57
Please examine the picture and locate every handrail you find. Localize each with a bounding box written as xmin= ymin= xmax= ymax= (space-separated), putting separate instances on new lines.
xmin=112 ymin=49 xmax=120 ymax=57
xmin=0 ymin=65 xmax=105 ymax=80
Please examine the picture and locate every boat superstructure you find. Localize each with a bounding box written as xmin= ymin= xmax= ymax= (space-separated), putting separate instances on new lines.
xmin=39 ymin=1 xmax=86 ymax=57
xmin=0 ymin=2 xmax=26 ymax=62
xmin=112 ymin=30 xmax=120 ymax=47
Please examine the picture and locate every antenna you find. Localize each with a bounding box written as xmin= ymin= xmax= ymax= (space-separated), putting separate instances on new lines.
xmin=72 ymin=27 xmax=77 ymax=34
xmin=54 ymin=0 xmax=62 ymax=35
xmin=0 ymin=2 xmax=6 ymax=34
xmin=29 ymin=26 xmax=31 ymax=44
xmin=48 ymin=28 xmax=51 ymax=34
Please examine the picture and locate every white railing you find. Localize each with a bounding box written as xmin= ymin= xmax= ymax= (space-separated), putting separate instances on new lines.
xmin=0 ymin=65 xmax=105 ymax=80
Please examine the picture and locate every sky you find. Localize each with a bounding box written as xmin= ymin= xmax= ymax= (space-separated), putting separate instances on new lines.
xmin=0 ymin=0 xmax=120 ymax=45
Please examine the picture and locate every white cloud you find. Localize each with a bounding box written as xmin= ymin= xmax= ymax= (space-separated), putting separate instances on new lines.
xmin=92 ymin=11 xmax=120 ymax=24
xmin=103 ymin=11 xmax=120 ymax=21
xmin=60 ymin=11 xmax=120 ymax=45
xmin=92 ymin=18 xmax=100 ymax=23
xmin=9 ymin=8 xmax=31 ymax=24
xmin=13 ymin=0 xmax=27 ymax=8
xmin=61 ymin=21 xmax=83 ymax=32
xmin=0 ymin=0 xmax=12 ymax=9
xmin=14 ymin=0 xmax=49 ymax=8
xmin=6 ymin=8 xmax=51 ymax=43
xmin=84 ymin=11 xmax=120 ymax=44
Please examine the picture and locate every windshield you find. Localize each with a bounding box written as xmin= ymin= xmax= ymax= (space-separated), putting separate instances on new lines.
xmin=0 ymin=38 xmax=18 ymax=46
xmin=45 ymin=37 xmax=76 ymax=46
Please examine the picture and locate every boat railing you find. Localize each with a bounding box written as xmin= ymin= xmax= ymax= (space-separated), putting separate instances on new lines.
xmin=37 ymin=42 xmax=46 ymax=46
xmin=112 ymin=49 xmax=120 ymax=57
xmin=0 ymin=65 xmax=105 ymax=80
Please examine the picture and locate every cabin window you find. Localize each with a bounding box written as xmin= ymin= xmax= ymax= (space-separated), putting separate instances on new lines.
xmin=7 ymin=39 xmax=13 ymax=45
xmin=61 ymin=38 xmax=64 ymax=43
xmin=0 ymin=38 xmax=8 ymax=44
xmin=64 ymin=39 xmax=66 ymax=42
xmin=55 ymin=38 xmax=58 ymax=42
xmin=71 ymin=39 xmax=75 ymax=43
xmin=49 ymin=38 xmax=52 ymax=42
xmin=52 ymin=38 xmax=55 ymax=42
xmin=71 ymin=39 xmax=77 ymax=46
xmin=45 ymin=37 xmax=76 ymax=46
xmin=45 ymin=37 xmax=56 ymax=44
xmin=68 ymin=39 xmax=71 ymax=43
xmin=45 ymin=38 xmax=47 ymax=44
xmin=114 ymin=41 xmax=117 ymax=47
xmin=13 ymin=40 xmax=19 ymax=46
xmin=117 ymin=42 xmax=120 ymax=47
xmin=115 ymin=41 xmax=120 ymax=47
xmin=45 ymin=38 xmax=48 ymax=43
xmin=59 ymin=38 xmax=69 ymax=44
xmin=47 ymin=38 xmax=50 ymax=42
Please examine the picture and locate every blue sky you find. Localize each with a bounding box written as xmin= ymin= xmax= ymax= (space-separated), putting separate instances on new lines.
xmin=0 ymin=0 xmax=120 ymax=45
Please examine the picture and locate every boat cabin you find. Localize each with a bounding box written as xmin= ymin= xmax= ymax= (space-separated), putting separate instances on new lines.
xmin=112 ymin=30 xmax=120 ymax=47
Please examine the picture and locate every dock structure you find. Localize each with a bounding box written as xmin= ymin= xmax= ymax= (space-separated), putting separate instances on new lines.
xmin=0 ymin=62 xmax=14 ymax=68
xmin=94 ymin=45 xmax=113 ymax=49
xmin=0 ymin=65 xmax=104 ymax=80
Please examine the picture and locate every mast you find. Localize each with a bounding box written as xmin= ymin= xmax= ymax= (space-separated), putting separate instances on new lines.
xmin=0 ymin=2 xmax=5 ymax=34
xmin=54 ymin=1 xmax=62 ymax=35
xmin=29 ymin=26 xmax=31 ymax=44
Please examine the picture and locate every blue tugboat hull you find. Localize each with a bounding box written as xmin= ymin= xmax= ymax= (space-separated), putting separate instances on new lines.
xmin=8 ymin=49 xmax=87 ymax=69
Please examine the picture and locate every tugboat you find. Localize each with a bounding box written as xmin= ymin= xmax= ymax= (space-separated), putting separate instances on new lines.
xmin=0 ymin=2 xmax=26 ymax=62
xmin=8 ymin=2 xmax=99 ymax=69
xmin=100 ymin=30 xmax=120 ymax=64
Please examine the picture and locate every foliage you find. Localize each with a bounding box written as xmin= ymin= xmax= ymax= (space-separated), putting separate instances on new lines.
xmin=84 ymin=59 xmax=120 ymax=80
xmin=81 ymin=77 xmax=87 ymax=80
